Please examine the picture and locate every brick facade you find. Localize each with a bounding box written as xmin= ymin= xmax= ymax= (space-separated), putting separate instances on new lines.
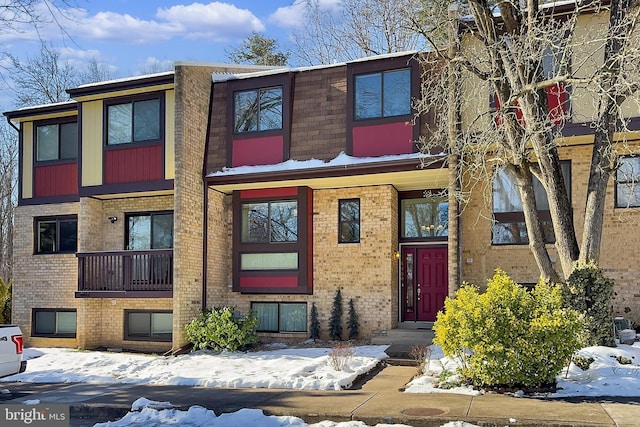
xmin=460 ymin=142 xmax=640 ymax=327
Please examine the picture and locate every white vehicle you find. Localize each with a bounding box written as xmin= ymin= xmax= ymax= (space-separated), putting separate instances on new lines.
xmin=0 ymin=325 xmax=26 ymax=378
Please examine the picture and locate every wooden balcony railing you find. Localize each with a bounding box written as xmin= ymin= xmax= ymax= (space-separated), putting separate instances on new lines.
xmin=76 ymin=249 xmax=173 ymax=298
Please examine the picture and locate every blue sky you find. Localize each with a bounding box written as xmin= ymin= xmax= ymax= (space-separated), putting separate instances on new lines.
xmin=2 ymin=0 xmax=340 ymax=102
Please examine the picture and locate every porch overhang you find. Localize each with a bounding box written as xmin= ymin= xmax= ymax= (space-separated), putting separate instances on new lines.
xmin=205 ymin=155 xmax=449 ymax=194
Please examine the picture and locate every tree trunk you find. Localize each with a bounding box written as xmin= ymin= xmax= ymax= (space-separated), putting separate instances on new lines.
xmin=580 ymin=0 xmax=632 ymax=263
xmin=513 ymin=165 xmax=560 ymax=283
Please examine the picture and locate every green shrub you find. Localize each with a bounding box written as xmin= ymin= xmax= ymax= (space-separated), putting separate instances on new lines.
xmin=309 ymin=302 xmax=321 ymax=341
xmin=186 ymin=307 xmax=258 ymax=352
xmin=562 ymin=262 xmax=616 ymax=347
xmin=328 ymin=289 xmax=343 ymax=340
xmin=433 ymin=269 xmax=584 ymax=388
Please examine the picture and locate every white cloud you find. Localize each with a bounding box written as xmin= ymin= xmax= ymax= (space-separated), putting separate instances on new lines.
xmin=269 ymin=0 xmax=341 ymax=29
xmin=156 ymin=2 xmax=265 ymax=40
xmin=0 ymin=1 xmax=265 ymax=45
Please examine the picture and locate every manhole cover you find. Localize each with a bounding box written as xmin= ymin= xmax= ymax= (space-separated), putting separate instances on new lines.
xmin=402 ymin=408 xmax=446 ymax=416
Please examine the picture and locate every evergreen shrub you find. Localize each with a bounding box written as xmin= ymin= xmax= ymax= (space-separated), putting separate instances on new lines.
xmin=328 ymin=289 xmax=343 ymax=340
xmin=562 ymin=262 xmax=616 ymax=347
xmin=186 ymin=307 xmax=258 ymax=352
xmin=433 ymin=269 xmax=584 ymax=388
xmin=309 ymin=302 xmax=321 ymax=341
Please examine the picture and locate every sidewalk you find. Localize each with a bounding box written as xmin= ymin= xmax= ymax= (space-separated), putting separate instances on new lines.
xmin=2 ymin=365 xmax=639 ymax=427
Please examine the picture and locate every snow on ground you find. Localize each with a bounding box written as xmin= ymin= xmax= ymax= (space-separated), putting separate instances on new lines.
xmin=8 ymin=345 xmax=388 ymax=391
xmin=4 ymin=341 xmax=640 ymax=426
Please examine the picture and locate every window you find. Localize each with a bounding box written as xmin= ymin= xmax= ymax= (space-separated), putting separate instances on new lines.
xmin=234 ymin=86 xmax=283 ymax=133
xmin=252 ymin=302 xmax=307 ymax=333
xmin=124 ymin=310 xmax=172 ymax=341
xmin=35 ymin=216 xmax=77 ymax=254
xmin=126 ymin=212 xmax=173 ymax=250
xmin=241 ymin=201 xmax=297 ymax=243
xmin=36 ymin=121 xmax=77 ymax=161
xmin=492 ymin=163 xmax=571 ymax=245
xmin=339 ymin=199 xmax=360 ymax=243
xmin=354 ymin=69 xmax=411 ymax=120
xmin=401 ymin=194 xmax=448 ymax=239
xmin=32 ymin=309 xmax=76 ymax=338
xmin=107 ymin=97 xmax=161 ymax=145
xmin=616 ymin=156 xmax=640 ymax=208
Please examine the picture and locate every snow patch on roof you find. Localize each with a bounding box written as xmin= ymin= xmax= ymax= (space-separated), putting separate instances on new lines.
xmin=207 ymin=151 xmax=435 ymax=177
xmin=74 ymin=71 xmax=175 ymax=90
xmin=212 ymin=51 xmax=418 ymax=83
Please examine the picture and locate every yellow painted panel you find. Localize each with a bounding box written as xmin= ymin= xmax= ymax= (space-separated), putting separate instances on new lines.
xmin=165 ymin=90 xmax=175 ymax=179
xmin=22 ymin=122 xmax=33 ymax=199
xmin=81 ymin=100 xmax=103 ymax=186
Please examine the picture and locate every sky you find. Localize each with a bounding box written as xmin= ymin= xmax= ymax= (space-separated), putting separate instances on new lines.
xmin=2 ymin=341 xmax=640 ymax=425
xmin=0 ymin=0 xmax=341 ymax=109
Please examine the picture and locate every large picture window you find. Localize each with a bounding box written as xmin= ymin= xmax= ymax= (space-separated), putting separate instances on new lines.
xmin=35 ymin=215 xmax=77 ymax=254
xmin=234 ymin=86 xmax=283 ymax=133
xmin=124 ymin=310 xmax=172 ymax=341
xmin=616 ymin=156 xmax=640 ymax=208
xmin=354 ymin=68 xmax=411 ymax=120
xmin=107 ymin=97 xmax=161 ymax=145
xmin=241 ymin=201 xmax=297 ymax=243
xmin=32 ymin=309 xmax=76 ymax=338
xmin=36 ymin=121 xmax=77 ymax=162
xmin=492 ymin=163 xmax=570 ymax=245
xmin=401 ymin=195 xmax=448 ymax=239
xmin=126 ymin=212 xmax=174 ymax=250
xmin=252 ymin=302 xmax=307 ymax=333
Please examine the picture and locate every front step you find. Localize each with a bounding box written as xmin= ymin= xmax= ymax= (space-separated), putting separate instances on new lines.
xmin=372 ymin=325 xmax=434 ymax=361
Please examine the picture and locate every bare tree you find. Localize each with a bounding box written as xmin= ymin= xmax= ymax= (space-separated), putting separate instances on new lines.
xmin=9 ymin=43 xmax=80 ymax=106
xmin=0 ymin=122 xmax=17 ymax=283
xmin=293 ymin=0 xmax=428 ymax=65
xmin=414 ymin=0 xmax=640 ymax=282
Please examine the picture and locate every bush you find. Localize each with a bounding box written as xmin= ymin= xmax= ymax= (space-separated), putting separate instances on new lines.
xmin=562 ymin=262 xmax=616 ymax=347
xmin=433 ymin=269 xmax=584 ymax=388
xmin=347 ymin=298 xmax=359 ymax=340
xmin=186 ymin=307 xmax=258 ymax=352
xmin=309 ymin=302 xmax=321 ymax=341
xmin=328 ymin=289 xmax=343 ymax=340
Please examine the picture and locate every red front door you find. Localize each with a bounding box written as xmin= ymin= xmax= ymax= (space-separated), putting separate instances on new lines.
xmin=402 ymin=246 xmax=448 ymax=321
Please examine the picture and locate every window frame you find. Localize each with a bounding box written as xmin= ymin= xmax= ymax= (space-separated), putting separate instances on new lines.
xmin=491 ymin=162 xmax=571 ymax=246
xmin=240 ymin=200 xmax=298 ymax=244
xmin=615 ymin=156 xmax=640 ymax=208
xmin=33 ymin=117 xmax=78 ymax=163
xmin=233 ymin=86 xmax=284 ymax=134
xmin=353 ymin=68 xmax=412 ymax=121
xmin=34 ymin=215 xmax=78 ymax=254
xmin=399 ymin=190 xmax=448 ymax=242
xmin=251 ymin=302 xmax=307 ymax=333
xmin=125 ymin=210 xmax=174 ymax=250
xmin=32 ymin=308 xmax=77 ymax=338
xmin=232 ymin=187 xmax=312 ymax=294
xmin=103 ymin=92 xmax=165 ymax=147
xmin=338 ymin=198 xmax=361 ymax=244
xmin=123 ymin=310 xmax=173 ymax=342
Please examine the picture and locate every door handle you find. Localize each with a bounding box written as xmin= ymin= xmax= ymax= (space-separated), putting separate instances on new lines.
xmin=417 ymin=286 xmax=421 ymax=300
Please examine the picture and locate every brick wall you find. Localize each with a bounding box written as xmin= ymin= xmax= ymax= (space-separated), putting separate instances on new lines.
xmin=289 ymin=66 xmax=347 ymax=162
xmin=206 ymin=185 xmax=400 ymax=340
xmin=173 ymin=64 xmax=221 ymax=349
xmin=460 ymin=143 xmax=640 ymax=327
xmin=12 ymin=203 xmax=80 ymax=348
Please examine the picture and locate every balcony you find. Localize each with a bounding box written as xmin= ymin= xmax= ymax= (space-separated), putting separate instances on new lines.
xmin=76 ymin=249 xmax=173 ymax=298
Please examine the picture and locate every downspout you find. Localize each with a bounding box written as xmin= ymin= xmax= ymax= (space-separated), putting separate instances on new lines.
xmin=201 ymin=82 xmax=216 ymax=312
xmin=202 ymin=184 xmax=208 ymax=311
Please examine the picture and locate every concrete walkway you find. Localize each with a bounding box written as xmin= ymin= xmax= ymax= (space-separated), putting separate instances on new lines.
xmin=2 ymin=364 xmax=640 ymax=427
